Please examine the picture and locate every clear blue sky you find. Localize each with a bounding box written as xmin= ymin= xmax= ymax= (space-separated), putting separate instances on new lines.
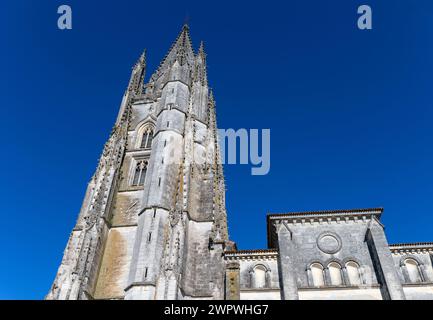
xmin=1 ymin=0 xmax=432 ymax=299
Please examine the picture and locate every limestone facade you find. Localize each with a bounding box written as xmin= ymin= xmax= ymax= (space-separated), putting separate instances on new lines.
xmin=47 ymin=26 xmax=433 ymax=300
xmin=230 ymin=208 xmax=433 ymax=300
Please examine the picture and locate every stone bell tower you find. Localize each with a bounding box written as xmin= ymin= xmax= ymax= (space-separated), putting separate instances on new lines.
xmin=47 ymin=25 xmax=233 ymax=300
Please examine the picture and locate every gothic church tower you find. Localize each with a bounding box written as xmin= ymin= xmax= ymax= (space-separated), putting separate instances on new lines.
xmin=47 ymin=25 xmax=232 ymax=300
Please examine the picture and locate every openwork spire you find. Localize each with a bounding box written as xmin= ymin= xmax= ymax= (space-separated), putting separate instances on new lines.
xmin=150 ymin=24 xmax=194 ymax=82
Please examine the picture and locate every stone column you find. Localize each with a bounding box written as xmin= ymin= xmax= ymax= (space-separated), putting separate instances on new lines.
xmin=419 ymin=263 xmax=427 ymax=283
xmin=276 ymin=221 xmax=299 ymax=300
xmin=265 ymin=269 xmax=271 ymax=288
xmin=400 ymin=264 xmax=410 ymax=284
xmin=306 ymin=267 xmax=314 ymax=287
xmin=342 ymin=267 xmax=350 ymax=286
xmin=323 ymin=267 xmax=331 ymax=286
xmin=366 ymin=217 xmax=405 ymax=300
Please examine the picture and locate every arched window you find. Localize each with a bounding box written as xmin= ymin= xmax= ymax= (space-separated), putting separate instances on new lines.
xmin=311 ymin=263 xmax=325 ymax=287
xmin=253 ymin=265 xmax=267 ymax=289
xmin=346 ymin=261 xmax=362 ymax=286
xmin=405 ymin=259 xmax=422 ymax=283
xmin=132 ymin=160 xmax=147 ymax=186
xmin=140 ymin=128 xmax=154 ymax=149
xmin=328 ymin=262 xmax=343 ymax=286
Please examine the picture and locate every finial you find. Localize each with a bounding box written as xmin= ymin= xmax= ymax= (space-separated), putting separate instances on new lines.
xmin=139 ymin=49 xmax=146 ymax=64
xmin=133 ymin=49 xmax=146 ymax=69
xmin=198 ymin=41 xmax=206 ymax=57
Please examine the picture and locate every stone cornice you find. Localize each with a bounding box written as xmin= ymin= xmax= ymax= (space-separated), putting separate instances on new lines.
xmin=298 ymin=284 xmax=381 ymax=291
xmin=268 ymin=207 xmax=383 ymax=221
xmin=402 ymin=282 xmax=433 ymax=287
xmin=224 ymin=249 xmax=278 ymax=261
xmin=125 ymin=148 xmax=152 ymax=155
xmin=390 ymin=242 xmax=433 ymax=254
xmin=240 ymin=287 xmax=281 ymax=292
xmin=266 ymin=208 xmax=384 ymax=248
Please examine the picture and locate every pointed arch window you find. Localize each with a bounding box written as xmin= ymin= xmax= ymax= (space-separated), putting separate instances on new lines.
xmin=346 ymin=261 xmax=362 ymax=286
xmin=140 ymin=128 xmax=154 ymax=149
xmin=310 ymin=263 xmax=325 ymax=287
xmin=132 ymin=160 xmax=147 ymax=186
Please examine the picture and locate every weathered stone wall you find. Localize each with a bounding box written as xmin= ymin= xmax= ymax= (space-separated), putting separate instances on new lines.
xmin=110 ymin=192 xmax=140 ymax=226
xmin=403 ymin=285 xmax=433 ymax=300
xmin=225 ymin=252 xmax=281 ymax=300
xmin=275 ymin=218 xmax=380 ymax=289
xmin=390 ymin=246 xmax=433 ymax=299
xmin=225 ymin=262 xmax=240 ymax=300
xmin=391 ymin=251 xmax=433 ymax=283
xmin=240 ymin=289 xmax=282 ymax=300
xmin=239 ymin=258 xmax=280 ymax=289
xmin=181 ymin=221 xmax=214 ymax=297
xmin=298 ymin=287 xmax=383 ymax=300
xmin=93 ymin=226 xmax=136 ymax=299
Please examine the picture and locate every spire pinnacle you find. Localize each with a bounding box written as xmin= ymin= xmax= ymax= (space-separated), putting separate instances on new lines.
xmin=126 ymin=49 xmax=146 ymax=97
xmin=149 ymin=24 xmax=194 ymax=82
xmin=175 ymin=24 xmax=192 ymax=52
xmin=198 ymin=41 xmax=205 ymax=56
xmin=209 ymin=90 xmax=215 ymax=104
xmin=139 ymin=49 xmax=146 ymax=64
xmin=193 ymin=41 xmax=208 ymax=85
xmin=135 ymin=49 xmax=146 ymax=69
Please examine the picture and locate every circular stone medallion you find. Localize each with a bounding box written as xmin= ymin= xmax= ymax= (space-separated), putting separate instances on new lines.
xmin=317 ymin=232 xmax=342 ymax=254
